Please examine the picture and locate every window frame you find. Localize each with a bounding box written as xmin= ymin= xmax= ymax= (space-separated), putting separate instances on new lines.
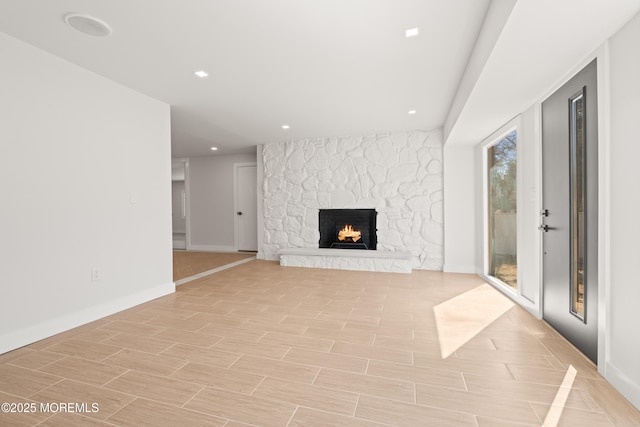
xmin=481 ymin=116 xmax=523 ymax=293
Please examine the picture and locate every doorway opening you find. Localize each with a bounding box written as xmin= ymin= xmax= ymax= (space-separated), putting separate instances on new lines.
xmin=172 ymin=159 xmax=189 ymax=250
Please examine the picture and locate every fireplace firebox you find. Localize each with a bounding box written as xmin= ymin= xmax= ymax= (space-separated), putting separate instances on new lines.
xmin=318 ymin=209 xmax=377 ymax=250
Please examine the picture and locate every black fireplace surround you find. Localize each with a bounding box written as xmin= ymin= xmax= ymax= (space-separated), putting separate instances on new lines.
xmin=318 ymin=209 xmax=377 ymax=250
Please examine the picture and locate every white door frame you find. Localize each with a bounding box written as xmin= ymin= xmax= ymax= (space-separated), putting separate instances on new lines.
xmin=233 ymin=162 xmax=257 ymax=251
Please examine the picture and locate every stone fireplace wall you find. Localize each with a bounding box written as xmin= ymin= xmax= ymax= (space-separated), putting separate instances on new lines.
xmin=261 ymin=129 xmax=443 ymax=269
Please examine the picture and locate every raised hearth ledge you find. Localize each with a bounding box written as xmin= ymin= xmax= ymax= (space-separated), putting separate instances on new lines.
xmin=277 ymin=248 xmax=412 ymax=274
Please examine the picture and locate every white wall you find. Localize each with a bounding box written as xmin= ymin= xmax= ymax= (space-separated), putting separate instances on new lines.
xmin=188 ymin=153 xmax=256 ymax=251
xmin=0 ymin=33 xmax=173 ymax=354
xmin=517 ymin=107 xmax=541 ymax=308
xmin=443 ymin=144 xmax=477 ymax=273
xmin=606 ymin=10 xmax=640 ymax=408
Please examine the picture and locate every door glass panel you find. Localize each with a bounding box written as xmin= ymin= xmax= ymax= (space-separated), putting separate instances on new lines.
xmin=570 ymin=89 xmax=586 ymax=321
xmin=487 ymin=130 xmax=517 ymax=289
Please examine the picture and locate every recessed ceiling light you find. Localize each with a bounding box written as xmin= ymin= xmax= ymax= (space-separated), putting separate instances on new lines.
xmin=405 ymin=27 xmax=419 ymax=38
xmin=194 ymin=70 xmax=209 ymax=78
xmin=282 ymin=125 xmax=290 ymax=130
xmin=64 ymin=13 xmax=112 ymax=37
xmin=408 ymin=110 xmax=417 ymax=115
xmin=210 ymin=147 xmax=218 ymax=151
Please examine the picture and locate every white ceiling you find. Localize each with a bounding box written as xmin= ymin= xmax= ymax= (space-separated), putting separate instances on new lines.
xmin=0 ymin=0 xmax=490 ymax=157
xmin=446 ymin=0 xmax=640 ymax=146
xmin=1 ymin=0 xmax=639 ymax=156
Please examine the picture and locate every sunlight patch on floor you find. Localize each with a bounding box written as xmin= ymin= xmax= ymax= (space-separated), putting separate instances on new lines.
xmin=433 ymin=283 xmax=514 ymax=359
xmin=543 ymin=365 xmax=578 ymax=427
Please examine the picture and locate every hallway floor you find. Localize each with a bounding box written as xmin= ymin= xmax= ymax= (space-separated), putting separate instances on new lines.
xmin=1 ymin=260 xmax=638 ymax=426
xmin=172 ymin=250 xmax=255 ymax=282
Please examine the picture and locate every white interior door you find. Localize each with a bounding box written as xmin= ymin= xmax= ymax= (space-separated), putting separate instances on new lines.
xmin=235 ymin=163 xmax=258 ymax=252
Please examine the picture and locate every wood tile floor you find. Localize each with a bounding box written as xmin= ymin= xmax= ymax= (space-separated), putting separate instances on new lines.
xmin=172 ymin=251 xmax=255 ymax=281
xmin=1 ymin=260 xmax=639 ymax=426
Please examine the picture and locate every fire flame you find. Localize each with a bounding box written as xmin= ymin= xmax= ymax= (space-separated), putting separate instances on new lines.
xmin=338 ymin=224 xmax=361 ymax=242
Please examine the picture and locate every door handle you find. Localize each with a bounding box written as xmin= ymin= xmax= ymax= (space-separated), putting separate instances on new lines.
xmin=237 ymin=211 xmax=243 ymax=216
xmin=538 ymin=224 xmax=549 ymax=232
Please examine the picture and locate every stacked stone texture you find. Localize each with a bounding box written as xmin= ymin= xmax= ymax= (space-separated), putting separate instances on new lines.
xmin=262 ymin=129 xmax=443 ymax=270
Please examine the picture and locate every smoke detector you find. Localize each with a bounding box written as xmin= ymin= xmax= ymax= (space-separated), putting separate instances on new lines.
xmin=64 ymin=13 xmax=112 ymax=37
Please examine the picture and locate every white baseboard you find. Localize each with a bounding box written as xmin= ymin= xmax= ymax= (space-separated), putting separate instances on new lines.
xmin=605 ymin=361 xmax=640 ymax=410
xmin=0 ymin=282 xmax=175 ymax=355
xmin=173 ymin=239 xmax=187 ymax=250
xmin=187 ymin=244 xmax=236 ymax=252
xmin=442 ymin=264 xmax=478 ymax=274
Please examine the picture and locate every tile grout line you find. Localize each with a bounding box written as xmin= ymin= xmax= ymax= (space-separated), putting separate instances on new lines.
xmin=180 ymin=384 xmax=208 ymax=409
xmin=248 ymin=375 xmax=268 ymax=396
xmin=284 ymin=405 xmax=300 ymax=427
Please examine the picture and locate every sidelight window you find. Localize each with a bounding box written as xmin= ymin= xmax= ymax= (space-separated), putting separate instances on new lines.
xmin=569 ymin=88 xmax=586 ymax=320
xmin=485 ymin=128 xmax=518 ymax=290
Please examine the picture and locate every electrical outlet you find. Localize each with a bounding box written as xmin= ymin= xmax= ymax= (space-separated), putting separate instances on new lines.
xmin=91 ymin=268 xmax=101 ymax=281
